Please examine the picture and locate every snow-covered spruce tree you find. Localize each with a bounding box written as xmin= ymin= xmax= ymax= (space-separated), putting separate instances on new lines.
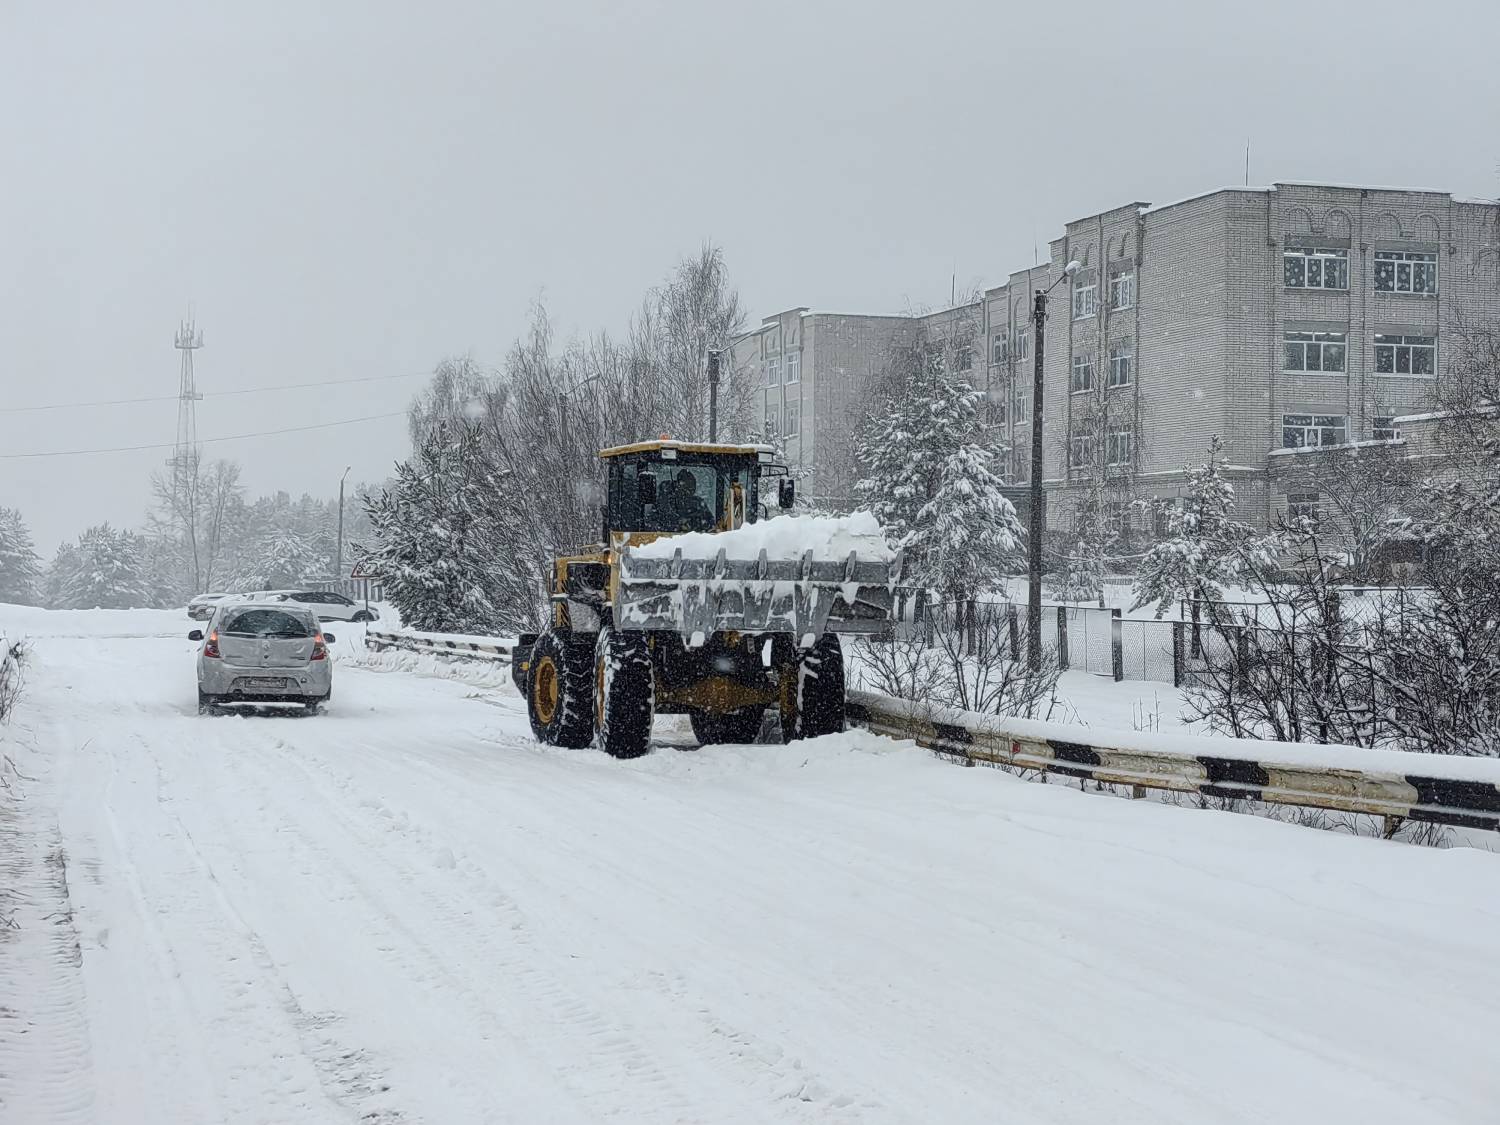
xmin=362 ymin=421 xmax=525 ymax=635
xmin=1132 ymin=437 xmax=1267 ymax=618
xmin=853 ymin=325 xmax=987 ymax=546
xmin=43 ymin=542 xmax=80 ymax=609
xmin=1051 ymin=537 xmax=1106 ymax=604
xmin=0 ymin=508 xmax=42 ymax=606
xmin=903 ymin=443 xmax=1023 ymax=602
xmin=232 ymin=527 xmax=325 ymax=591
xmin=62 ymin=524 xmax=150 ymax=610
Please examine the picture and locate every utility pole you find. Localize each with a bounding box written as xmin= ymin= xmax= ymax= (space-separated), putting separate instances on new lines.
xmin=336 ymin=465 xmax=351 ymax=584
xmin=1027 ymin=261 xmax=1081 ymax=669
xmin=707 ymin=349 xmax=722 ymax=441
xmin=1027 ymin=291 xmax=1047 ymax=670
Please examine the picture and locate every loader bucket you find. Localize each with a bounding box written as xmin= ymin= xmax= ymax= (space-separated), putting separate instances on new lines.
xmin=616 ymin=538 xmax=903 ymax=644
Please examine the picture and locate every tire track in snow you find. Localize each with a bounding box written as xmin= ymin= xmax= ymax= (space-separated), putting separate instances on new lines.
xmin=186 ymin=724 xmax=647 ymax=1123
xmin=272 ymin=733 xmax=887 ymax=1125
xmin=238 ymin=734 xmax=711 ymax=1123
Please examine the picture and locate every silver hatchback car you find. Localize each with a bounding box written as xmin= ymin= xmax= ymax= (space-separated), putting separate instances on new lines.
xmin=189 ymin=602 xmax=335 ymax=714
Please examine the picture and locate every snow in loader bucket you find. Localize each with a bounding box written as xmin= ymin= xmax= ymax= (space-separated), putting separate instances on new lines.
xmin=616 ymin=512 xmax=903 ymax=642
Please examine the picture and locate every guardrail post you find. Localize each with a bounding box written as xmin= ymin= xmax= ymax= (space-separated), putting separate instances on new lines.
xmin=1057 ymin=606 xmax=1069 ymax=670
xmin=1110 ymin=609 xmax=1123 ymax=681
xmin=1172 ymin=622 xmax=1185 ymax=687
xmin=1006 ymin=603 xmax=1020 ymax=661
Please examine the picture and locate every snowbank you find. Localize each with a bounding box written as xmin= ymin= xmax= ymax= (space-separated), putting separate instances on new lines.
xmin=630 ymin=511 xmax=894 ymax=562
xmin=0 ymin=603 xmax=192 ymax=640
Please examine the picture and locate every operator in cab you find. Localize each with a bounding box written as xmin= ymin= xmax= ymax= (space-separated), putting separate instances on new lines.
xmin=660 ymin=468 xmax=713 ymax=532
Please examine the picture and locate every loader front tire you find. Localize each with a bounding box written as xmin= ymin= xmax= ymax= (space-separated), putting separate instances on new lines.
xmin=527 ymin=629 xmax=596 ymax=748
xmin=595 ymin=628 xmax=654 ymax=759
xmin=689 ymin=706 xmax=765 ymax=746
xmin=780 ymin=634 xmax=846 ymax=741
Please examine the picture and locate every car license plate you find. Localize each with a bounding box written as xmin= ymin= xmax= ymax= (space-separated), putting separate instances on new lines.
xmin=246 ymin=677 xmax=287 ymax=689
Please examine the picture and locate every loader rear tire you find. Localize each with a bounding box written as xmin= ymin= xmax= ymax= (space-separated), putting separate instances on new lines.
xmin=689 ymin=706 xmax=765 ymax=746
xmin=527 ymin=629 xmax=596 ymax=749
xmin=780 ymin=634 xmax=846 ymax=741
xmin=595 ymin=628 xmax=654 ymax=759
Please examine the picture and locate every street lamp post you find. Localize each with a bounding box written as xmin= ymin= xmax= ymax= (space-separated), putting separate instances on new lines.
xmin=336 ymin=465 xmax=351 ymax=585
xmin=1027 ymin=260 xmax=1082 ymax=670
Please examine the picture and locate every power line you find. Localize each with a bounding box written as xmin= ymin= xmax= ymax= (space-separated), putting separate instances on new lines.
xmin=0 ymin=411 xmax=409 ymax=460
xmin=0 ymin=371 xmax=426 ymax=415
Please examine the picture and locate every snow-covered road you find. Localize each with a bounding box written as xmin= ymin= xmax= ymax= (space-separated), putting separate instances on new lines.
xmin=3 ymin=611 xmax=1498 ymax=1124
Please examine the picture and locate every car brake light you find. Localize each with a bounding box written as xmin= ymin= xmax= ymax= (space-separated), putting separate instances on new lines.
xmin=311 ymin=635 xmax=328 ymax=660
xmin=204 ymin=631 xmax=221 ymax=659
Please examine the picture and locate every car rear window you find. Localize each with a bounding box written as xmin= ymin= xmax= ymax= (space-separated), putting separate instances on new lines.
xmin=219 ymin=609 xmax=314 ymax=637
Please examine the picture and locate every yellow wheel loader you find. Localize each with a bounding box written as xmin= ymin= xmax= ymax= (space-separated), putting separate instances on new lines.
xmin=511 ymin=439 xmax=902 ymax=759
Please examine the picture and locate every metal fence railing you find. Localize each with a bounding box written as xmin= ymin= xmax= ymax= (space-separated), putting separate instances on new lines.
xmin=885 ymin=589 xmax=1187 ymax=687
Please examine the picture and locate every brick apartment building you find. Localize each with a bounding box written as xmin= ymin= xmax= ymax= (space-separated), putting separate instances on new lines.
xmin=734 ymin=182 xmax=1500 ymax=532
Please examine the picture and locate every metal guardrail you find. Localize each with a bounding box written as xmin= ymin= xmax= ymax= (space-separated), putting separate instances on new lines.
xmin=365 ymin=629 xmax=511 ymax=664
xmin=846 ymin=690 xmax=1500 ymax=834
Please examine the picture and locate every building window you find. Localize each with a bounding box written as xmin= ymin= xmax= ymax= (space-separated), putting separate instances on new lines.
xmin=1109 ymin=271 xmax=1135 ymax=310
xmin=1281 ymin=413 xmax=1348 ymax=449
xmin=1153 ymin=499 xmax=1179 ymax=539
xmin=1107 ymin=342 xmax=1133 ymax=388
xmin=1014 ymin=326 xmax=1030 ymax=360
xmin=1072 ymin=279 xmax=1097 ymax=320
xmin=1374 ymin=250 xmax=1437 ymax=295
xmin=1375 ymin=333 xmax=1436 ymax=377
xmin=991 ymin=396 xmax=1009 ymax=427
xmin=1283 ymin=330 xmax=1347 ymax=374
xmin=991 ymin=333 xmax=1008 ymax=365
xmin=1284 ymin=247 xmax=1349 ymax=290
xmin=953 ymin=346 xmax=973 ymax=373
xmin=1070 ymin=355 xmax=1095 ymax=393
xmin=1012 ymin=447 xmax=1030 ymax=483
xmin=1373 ymin=415 xmax=1398 ymax=441
xmin=784 ymin=351 xmax=800 ymax=383
xmin=767 ymin=356 xmax=782 ymax=385
xmin=1287 ymin=492 xmax=1321 ymax=524
xmin=1106 ymin=427 xmax=1134 ymax=466
xmin=784 ymin=405 xmax=799 ymax=437
xmin=1069 ymin=434 xmax=1095 ymax=467
xmin=765 ymin=407 xmax=779 ymax=434
xmin=1013 ymin=386 xmax=1031 ymax=424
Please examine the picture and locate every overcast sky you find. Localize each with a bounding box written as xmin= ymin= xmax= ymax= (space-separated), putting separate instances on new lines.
xmin=3 ymin=0 xmax=1497 ymax=554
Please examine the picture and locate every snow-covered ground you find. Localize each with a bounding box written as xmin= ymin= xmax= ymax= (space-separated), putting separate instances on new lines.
xmin=2 ymin=608 xmax=1498 ymax=1124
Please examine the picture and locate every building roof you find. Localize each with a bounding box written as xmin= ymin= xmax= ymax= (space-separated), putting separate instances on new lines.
xmin=598 ymin=439 xmax=773 ymax=459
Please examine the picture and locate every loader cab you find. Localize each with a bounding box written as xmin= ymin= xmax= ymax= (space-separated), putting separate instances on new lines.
xmin=600 ymin=440 xmax=775 ymax=538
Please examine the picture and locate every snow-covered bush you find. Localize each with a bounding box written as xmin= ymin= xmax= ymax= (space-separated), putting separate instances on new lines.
xmin=855 ymin=607 xmax=1061 ymax=722
xmin=0 ymin=637 xmax=24 ymax=725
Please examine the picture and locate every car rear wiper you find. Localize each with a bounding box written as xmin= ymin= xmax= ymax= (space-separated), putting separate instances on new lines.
xmin=266 ymin=631 xmax=311 ymax=638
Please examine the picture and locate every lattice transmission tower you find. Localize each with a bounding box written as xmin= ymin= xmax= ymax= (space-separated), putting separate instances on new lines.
xmin=170 ymin=319 xmax=204 ymax=508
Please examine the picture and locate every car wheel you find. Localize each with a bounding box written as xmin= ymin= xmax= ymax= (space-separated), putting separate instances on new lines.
xmin=351 ymin=611 xmax=372 ymax=623
xmin=303 ymin=696 xmax=324 ymax=715
xmin=197 ymin=688 xmax=218 ymax=715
